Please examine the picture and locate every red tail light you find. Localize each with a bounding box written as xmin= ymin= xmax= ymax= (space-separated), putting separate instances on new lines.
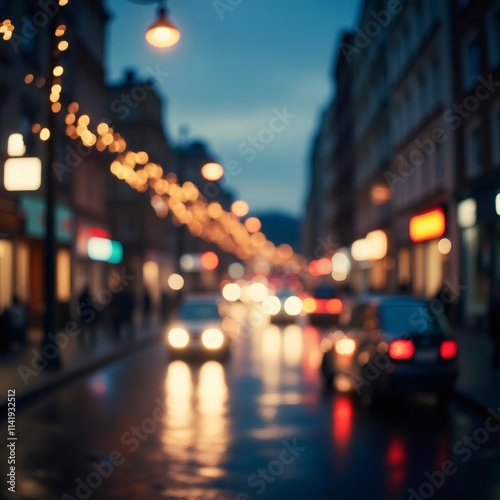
xmin=389 ymin=340 xmax=415 ymax=360
xmin=326 ymin=298 xmax=343 ymax=314
xmin=439 ymin=340 xmax=458 ymax=359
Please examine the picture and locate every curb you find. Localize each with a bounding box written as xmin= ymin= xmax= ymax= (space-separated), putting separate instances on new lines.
xmin=0 ymin=332 xmax=163 ymax=418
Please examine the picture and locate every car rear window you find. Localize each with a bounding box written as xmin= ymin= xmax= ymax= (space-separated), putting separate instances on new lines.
xmin=313 ymin=286 xmax=337 ymax=299
xmin=379 ymin=303 xmax=450 ymax=335
xmin=180 ymin=302 xmax=221 ymax=320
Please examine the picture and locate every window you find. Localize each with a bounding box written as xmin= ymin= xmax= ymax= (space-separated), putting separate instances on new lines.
xmin=487 ymin=7 xmax=500 ymax=68
xmin=463 ymin=33 xmax=481 ymax=89
xmin=435 ymin=143 xmax=445 ymax=183
xmin=466 ymin=125 xmax=484 ymax=177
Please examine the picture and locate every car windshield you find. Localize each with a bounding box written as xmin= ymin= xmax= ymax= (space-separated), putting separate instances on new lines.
xmin=179 ymin=301 xmax=221 ymax=320
xmin=379 ymin=302 xmax=450 ymax=335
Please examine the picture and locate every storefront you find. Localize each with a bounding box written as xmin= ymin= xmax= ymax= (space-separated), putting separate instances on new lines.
xmin=19 ymin=195 xmax=74 ymax=326
xmin=398 ymin=207 xmax=450 ymax=298
xmin=457 ymin=190 xmax=500 ymax=326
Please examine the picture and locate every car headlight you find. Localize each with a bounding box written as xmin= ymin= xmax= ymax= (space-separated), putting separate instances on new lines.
xmin=168 ymin=328 xmax=189 ymax=348
xmin=284 ymin=296 xmax=302 ymax=316
xmin=201 ymin=328 xmax=224 ymax=349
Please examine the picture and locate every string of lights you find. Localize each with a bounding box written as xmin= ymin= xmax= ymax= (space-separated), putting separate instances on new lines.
xmin=0 ymin=4 xmax=302 ymax=269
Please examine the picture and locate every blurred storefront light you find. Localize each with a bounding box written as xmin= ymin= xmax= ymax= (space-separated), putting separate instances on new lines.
xmin=7 ymin=133 xmax=26 ymax=156
xmin=167 ymin=273 xmax=184 ymax=290
xmin=87 ymin=237 xmax=123 ymax=264
xmin=437 ymin=238 xmax=452 ymax=255
xmin=4 ymin=157 xmax=42 ymax=191
xmin=351 ymin=238 xmax=371 ymax=262
xmin=366 ymin=230 xmax=387 ymax=260
xmin=409 ymin=208 xmax=446 ymax=243
xmin=457 ymin=199 xmax=476 ymax=228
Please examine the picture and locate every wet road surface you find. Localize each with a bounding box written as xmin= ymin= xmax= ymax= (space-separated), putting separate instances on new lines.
xmin=3 ymin=304 xmax=500 ymax=500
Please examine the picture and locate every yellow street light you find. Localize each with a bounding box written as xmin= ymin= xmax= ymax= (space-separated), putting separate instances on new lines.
xmin=201 ymin=162 xmax=224 ymax=181
xmin=145 ymin=6 xmax=180 ymax=48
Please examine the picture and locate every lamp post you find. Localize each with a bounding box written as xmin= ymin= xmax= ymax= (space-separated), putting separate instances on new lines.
xmin=41 ymin=13 xmax=65 ymax=369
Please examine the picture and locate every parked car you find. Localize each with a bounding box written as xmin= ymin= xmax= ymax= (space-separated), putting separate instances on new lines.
xmin=166 ymin=295 xmax=231 ymax=360
xmin=320 ymin=294 xmax=459 ymax=407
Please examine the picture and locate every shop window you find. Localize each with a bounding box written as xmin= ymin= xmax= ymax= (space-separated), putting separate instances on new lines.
xmin=0 ymin=240 xmax=13 ymax=311
xmin=16 ymin=243 xmax=29 ymax=302
xmin=57 ymin=248 xmax=71 ymax=302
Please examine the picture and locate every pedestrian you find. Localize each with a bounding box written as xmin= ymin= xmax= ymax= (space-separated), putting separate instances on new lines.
xmin=112 ymin=288 xmax=135 ymax=340
xmin=143 ymin=288 xmax=152 ymax=327
xmin=77 ymin=286 xmax=98 ymax=344
xmin=489 ymin=285 xmax=500 ymax=369
xmin=7 ymin=296 xmax=28 ymax=348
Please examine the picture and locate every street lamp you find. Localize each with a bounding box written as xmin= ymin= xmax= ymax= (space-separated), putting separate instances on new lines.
xmin=145 ymin=5 xmax=180 ymax=48
xmin=127 ymin=0 xmax=181 ymax=48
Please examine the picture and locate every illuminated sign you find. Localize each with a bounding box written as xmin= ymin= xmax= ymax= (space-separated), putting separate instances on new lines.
xmin=4 ymin=157 xmax=42 ymax=191
xmin=87 ymin=237 xmax=123 ymax=264
xmin=409 ymin=208 xmax=446 ymax=243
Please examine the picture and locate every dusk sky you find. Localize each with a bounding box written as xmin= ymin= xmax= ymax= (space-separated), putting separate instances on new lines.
xmin=104 ymin=0 xmax=361 ymax=217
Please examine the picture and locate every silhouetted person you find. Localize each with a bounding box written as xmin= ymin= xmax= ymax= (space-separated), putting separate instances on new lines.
xmin=77 ymin=286 xmax=98 ymax=343
xmin=489 ymin=286 xmax=500 ymax=368
xmin=8 ymin=296 xmax=27 ymax=347
xmin=143 ymin=289 xmax=152 ymax=327
xmin=112 ymin=289 xmax=135 ymax=340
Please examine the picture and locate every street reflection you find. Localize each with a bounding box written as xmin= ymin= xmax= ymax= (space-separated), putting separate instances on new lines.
xmin=332 ymin=395 xmax=354 ymax=465
xmin=386 ymin=435 xmax=408 ymax=497
xmin=260 ymin=324 xmax=282 ymax=389
xmin=162 ymin=359 xmax=229 ymax=490
xmin=283 ymin=324 xmax=303 ymax=367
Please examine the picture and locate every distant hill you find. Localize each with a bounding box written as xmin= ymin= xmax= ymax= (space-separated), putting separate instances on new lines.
xmin=253 ymin=212 xmax=300 ymax=252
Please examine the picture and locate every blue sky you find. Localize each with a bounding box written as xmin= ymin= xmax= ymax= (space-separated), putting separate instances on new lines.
xmin=104 ymin=0 xmax=361 ymax=217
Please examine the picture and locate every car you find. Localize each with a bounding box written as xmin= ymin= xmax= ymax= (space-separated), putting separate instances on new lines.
xmin=166 ymin=296 xmax=231 ymax=360
xmin=320 ymin=294 xmax=459 ymax=408
xmin=302 ymin=283 xmax=343 ymax=325
xmin=266 ymin=289 xmax=303 ymax=324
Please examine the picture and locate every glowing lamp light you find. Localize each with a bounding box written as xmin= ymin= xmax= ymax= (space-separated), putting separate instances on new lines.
xmin=351 ymin=238 xmax=371 ymax=262
xmin=331 ymin=249 xmax=351 ymax=281
xmin=409 ymin=208 xmax=446 ymax=243
xmin=201 ymin=162 xmax=223 ymax=181
xmin=231 ymin=200 xmax=249 ymax=218
xmin=168 ymin=273 xmax=184 ymax=291
xmin=335 ymin=338 xmax=356 ymax=356
xmin=438 ymin=238 xmax=452 ymax=255
xmin=200 ymin=251 xmax=219 ymax=271
xmin=228 ymin=262 xmax=245 ymax=279
xmin=458 ymin=198 xmax=476 ymax=228
xmin=309 ymin=258 xmax=331 ymax=276
xmin=365 ymin=230 xmax=387 ymax=261
xmin=145 ymin=7 xmax=181 ymax=48
xmin=4 ymin=157 xmax=42 ymax=191
xmin=7 ymin=133 xmax=26 ymax=156
xmin=222 ymin=283 xmax=241 ymax=302
xmin=244 ymin=217 xmax=262 ymax=233
xmin=87 ymin=237 xmax=123 ymax=264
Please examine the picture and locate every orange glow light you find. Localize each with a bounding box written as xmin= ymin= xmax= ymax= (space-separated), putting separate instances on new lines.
xmin=200 ymin=251 xmax=219 ymax=271
xmin=302 ymin=297 xmax=316 ymax=313
xmin=201 ymin=162 xmax=224 ymax=181
xmin=326 ymin=298 xmax=343 ymax=314
xmin=231 ymin=200 xmax=249 ymax=218
xmin=409 ymin=208 xmax=446 ymax=243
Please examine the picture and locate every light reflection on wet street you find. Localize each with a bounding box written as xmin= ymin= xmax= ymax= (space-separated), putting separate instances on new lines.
xmin=4 ymin=303 xmax=500 ymax=500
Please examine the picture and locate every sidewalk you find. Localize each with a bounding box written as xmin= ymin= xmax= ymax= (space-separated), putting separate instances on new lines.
xmin=454 ymin=328 xmax=500 ymax=412
xmin=0 ymin=319 xmax=165 ymax=415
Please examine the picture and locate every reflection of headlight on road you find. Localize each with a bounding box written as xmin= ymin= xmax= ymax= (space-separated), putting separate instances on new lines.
xmin=202 ymin=328 xmax=224 ymax=349
xmin=284 ymin=296 xmax=302 ymax=316
xmin=168 ymin=328 xmax=189 ymax=348
xmin=263 ymin=296 xmax=281 ymax=315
